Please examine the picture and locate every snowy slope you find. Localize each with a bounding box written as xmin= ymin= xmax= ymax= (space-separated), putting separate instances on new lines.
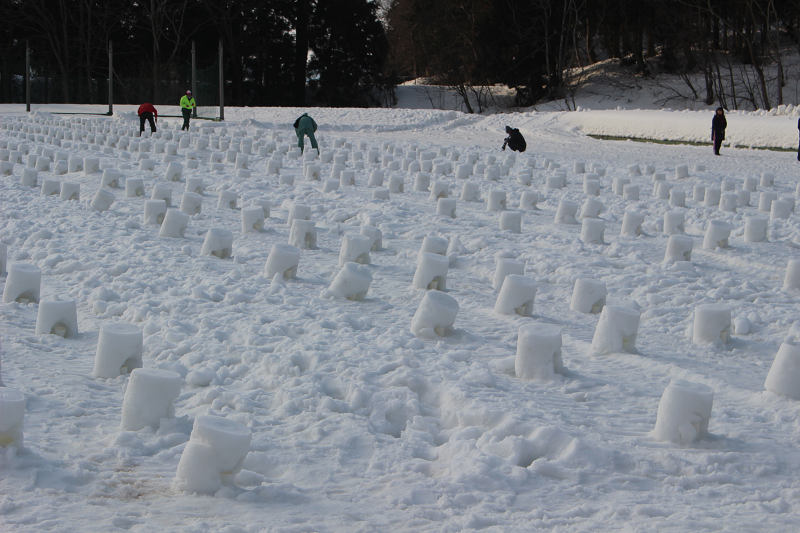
xmin=1 ymin=105 xmax=800 ymax=532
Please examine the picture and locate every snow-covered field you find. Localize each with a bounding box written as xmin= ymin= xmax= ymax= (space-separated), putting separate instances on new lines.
xmin=2 ymin=104 xmax=800 ymax=532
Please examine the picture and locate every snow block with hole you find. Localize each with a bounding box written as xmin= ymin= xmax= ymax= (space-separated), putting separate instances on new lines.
xmin=499 ymin=211 xmax=521 ymax=233
xmin=624 ymin=184 xmax=639 ymax=201
xmin=515 ymin=323 xmax=563 ymax=380
xmin=241 ymin=206 xmax=265 ymax=233
xmin=329 ymin=262 xmax=373 ymax=301
xmin=165 ymin=162 xmax=183 ymax=182
xmin=692 ymin=305 xmax=731 ymax=345
xmin=495 ymin=275 xmax=537 ymax=317
xmin=151 ymin=184 xmax=172 ymax=207
xmin=437 ymin=198 xmax=457 ymax=218
xmin=591 ymin=305 xmax=640 ymax=354
xmin=719 ymin=193 xmax=737 ymax=212
xmin=265 ymin=243 xmax=300 ymax=280
xmin=580 ymin=198 xmax=603 ymax=219
xmin=675 ymin=164 xmax=689 ymax=179
xmin=410 ymin=291 xmax=459 ymax=338
xmin=744 ymin=216 xmax=768 ymax=242
xmin=570 ymin=279 xmax=606 ymax=314
xmin=653 ymin=379 xmax=713 ymax=444
xmin=21 ymin=168 xmax=37 ymax=187
xmin=41 ymin=179 xmax=60 ymax=196
xmin=93 ymin=322 xmax=143 ymax=378
xmin=760 ymin=171 xmax=774 ymax=187
xmin=35 ymin=297 xmax=78 ymax=337
xmin=67 ymin=156 xmax=83 ymax=172
xmin=217 ymin=190 xmax=238 ymax=210
xmin=413 ymin=252 xmax=449 ymax=291
xmin=339 ymin=234 xmax=371 ymax=265
xmin=621 ymin=211 xmax=645 ymax=236
xmin=287 ymin=203 xmax=311 ymax=226
xmin=758 ymin=192 xmax=777 ymax=212
xmin=420 ymin=236 xmax=448 ymax=255
xmin=783 ymin=259 xmax=800 ymax=290
xmin=120 ymin=368 xmax=181 ymax=431
xmin=159 ymin=209 xmax=189 ymax=238
xmin=580 ymin=218 xmax=605 ymax=244
xmin=770 ymin=200 xmax=791 ymax=221
xmin=460 ymin=182 xmax=479 ymax=202
xmin=125 ymin=177 xmax=145 ymax=197
xmin=664 ymin=211 xmax=685 ymax=235
xmin=0 ymin=389 xmax=25 ymax=449
xmin=180 ymin=192 xmax=203 ymax=215
xmin=175 ymin=415 xmax=252 ymax=494
xmin=289 ymin=220 xmax=317 ymax=249
xmin=360 ymin=226 xmax=382 ymax=251
xmin=493 ymin=258 xmax=525 ymax=290
xmin=764 ymin=342 xmax=800 ymax=400
xmin=144 ymin=200 xmax=167 ymax=225
xmin=201 ymin=228 xmax=233 ymax=259
xmin=555 ymin=200 xmax=578 ymax=224
xmin=90 ymin=189 xmax=115 ymax=212
xmin=430 ymin=180 xmax=448 ymax=200
xmin=703 ymin=220 xmax=731 ymax=250
xmin=664 ymin=235 xmax=693 ymax=264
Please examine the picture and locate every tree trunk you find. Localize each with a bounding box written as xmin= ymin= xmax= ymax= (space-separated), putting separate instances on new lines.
xmin=294 ymin=0 xmax=308 ymax=106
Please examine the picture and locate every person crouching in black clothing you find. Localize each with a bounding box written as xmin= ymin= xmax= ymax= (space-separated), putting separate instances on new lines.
xmin=712 ymin=107 xmax=727 ymax=156
xmin=503 ymin=126 xmax=526 ymax=152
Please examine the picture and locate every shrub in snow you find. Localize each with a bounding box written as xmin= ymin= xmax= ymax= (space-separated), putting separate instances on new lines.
xmin=125 ymin=177 xmax=145 ymax=197
xmin=758 ymin=191 xmax=777 ymax=212
xmin=669 ymin=188 xmax=685 ymax=207
xmin=653 ymin=379 xmax=713 ymax=444
xmin=144 ymin=200 xmax=167 ymax=225
xmin=217 ymin=190 xmax=238 ymax=210
xmin=499 ymin=211 xmax=521 ymax=233
xmin=201 ymin=228 xmax=233 ymax=259
xmin=580 ymin=218 xmax=605 ymax=244
xmin=265 ymin=243 xmax=300 ymax=280
xmin=91 ymin=189 xmax=115 ymax=212
xmin=703 ymin=220 xmax=731 ymax=250
xmin=328 ymin=262 xmax=373 ymax=301
xmin=515 ymin=323 xmax=563 ymax=380
xmin=93 ymin=322 xmax=143 ymax=378
xmin=764 ymin=342 xmax=800 ymax=400
xmin=175 ymin=415 xmax=252 ymax=494
xmin=414 ymin=173 xmax=431 ymax=192
xmin=493 ymin=258 xmax=525 ymax=290
xmin=41 ymin=178 xmax=60 ymax=196
xmin=437 ymin=198 xmax=457 ymax=218
xmin=460 ymin=182 xmax=479 ymax=202
xmin=159 ymin=209 xmax=189 ymax=238
xmin=591 ymin=305 xmax=640 ymax=354
xmin=339 ymin=234 xmax=371 ymax=265
xmin=289 ymin=220 xmax=317 ymax=249
xmin=664 ymin=235 xmax=693 ymax=265
xmin=570 ymin=279 xmax=606 ymax=314
xmin=663 ymin=211 xmax=685 ymax=235
xmin=413 ymin=252 xmax=449 ymax=290
xmin=84 ymin=156 xmax=99 ymax=173
xmin=624 ymin=184 xmax=639 ymax=201
xmin=287 ymin=203 xmax=311 ymax=225
xmin=555 ymin=200 xmax=578 ymax=224
xmin=692 ymin=304 xmax=731 ymax=345
xmin=67 ymin=157 xmax=83 ymax=174
xmin=241 ymin=206 xmax=265 ymax=233
xmin=35 ymin=297 xmax=78 ymax=337
xmin=20 ymin=168 xmax=37 ymax=187
xmin=495 ymin=275 xmax=537 ymax=316
xmin=120 ymin=368 xmax=181 ymax=431
xmin=770 ymin=200 xmax=791 ymax=221
xmin=784 ymin=259 xmax=800 ymax=290
xmin=744 ymin=216 xmax=768 ymax=242
xmin=0 ymin=389 xmax=26 ymax=449
xmin=580 ymin=198 xmax=603 ymax=219
xmin=693 ymin=185 xmax=705 ymax=203
xmin=703 ymin=187 xmax=722 ymax=207
xmin=420 ymin=236 xmax=448 ymax=255
xmin=151 ymin=183 xmax=172 ymax=207
xmin=410 ymin=291 xmax=459 ymax=338
xmin=719 ymin=193 xmax=738 ymax=212
xmin=656 ymin=182 xmax=673 ymax=200
xmin=675 ymin=164 xmax=689 ymax=179
xmin=621 ymin=211 xmax=645 ymax=236
xmin=760 ymin=171 xmax=774 ymax=187
xmin=179 ymin=192 xmax=203 ymax=215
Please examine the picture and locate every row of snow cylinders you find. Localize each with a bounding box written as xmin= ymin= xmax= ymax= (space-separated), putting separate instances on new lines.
xmin=410 ymin=236 xmax=458 ymax=337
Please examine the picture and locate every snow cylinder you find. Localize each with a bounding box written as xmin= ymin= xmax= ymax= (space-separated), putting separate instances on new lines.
xmin=179 ymin=192 xmax=203 ymax=215
xmin=93 ymin=322 xmax=144 ymax=378
xmin=764 ymin=342 xmax=800 ymax=400
xmin=493 ymin=258 xmax=525 ymax=290
xmin=0 ymin=389 xmax=26 ymax=449
xmin=580 ymin=218 xmax=605 ymax=244
xmin=413 ymin=252 xmax=449 ymax=291
xmin=692 ymin=304 xmax=731 ymax=345
xmin=339 ymin=234 xmax=372 ymax=266
xmin=125 ymin=177 xmax=145 ymax=197
xmin=702 ymin=220 xmax=731 ymax=250
xmin=159 ymin=209 xmax=189 ymax=238
xmin=329 ymin=262 xmax=373 ymax=301
xmin=265 ymin=243 xmax=300 ymax=280
xmin=241 ymin=206 xmax=265 ymax=233
xmin=3 ymin=263 xmax=41 ymax=303
xmin=570 ymin=278 xmax=607 ymax=314
xmin=591 ymin=305 xmax=640 ymax=354
xmin=144 ymin=199 xmax=167 ymax=225
xmin=515 ymin=323 xmax=563 ymax=380
xmin=664 ymin=235 xmax=693 ymax=265
xmin=120 ymin=368 xmax=181 ymax=431
xmin=621 ymin=211 xmax=645 ymax=236
xmin=410 ymin=291 xmax=459 ymax=338
xmin=495 ymin=275 xmax=537 ymax=316
xmin=288 ymin=220 xmax=317 ymax=249
xmin=744 ymin=216 xmax=768 ymax=243
xmin=201 ymin=228 xmax=233 ymax=259
xmin=35 ymin=297 xmax=79 ymax=337
xmin=653 ymin=379 xmax=713 ymax=444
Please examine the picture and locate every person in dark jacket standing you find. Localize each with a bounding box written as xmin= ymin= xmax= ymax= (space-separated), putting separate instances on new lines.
xmin=137 ymin=103 xmax=158 ymax=134
xmin=712 ymin=107 xmax=727 ymax=156
xmin=502 ymin=126 xmax=526 ymax=152
xmin=293 ymin=113 xmax=318 ymax=154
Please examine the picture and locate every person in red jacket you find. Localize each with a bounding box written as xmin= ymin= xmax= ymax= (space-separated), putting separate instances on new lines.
xmin=137 ymin=103 xmax=158 ymax=134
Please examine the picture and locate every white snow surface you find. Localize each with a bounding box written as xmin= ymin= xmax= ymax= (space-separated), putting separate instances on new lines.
xmin=2 ymin=104 xmax=800 ymax=532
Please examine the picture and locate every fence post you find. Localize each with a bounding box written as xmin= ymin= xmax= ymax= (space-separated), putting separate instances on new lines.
xmin=192 ymin=41 xmax=197 ymax=118
xmin=108 ymin=41 xmax=113 ymax=115
xmin=25 ymin=40 xmax=30 ymax=112
xmin=219 ymin=38 xmax=224 ymax=121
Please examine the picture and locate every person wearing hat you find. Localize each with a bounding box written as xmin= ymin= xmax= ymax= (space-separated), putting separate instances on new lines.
xmin=293 ymin=112 xmax=318 ymax=154
xmin=711 ymin=107 xmax=727 ymax=156
xmin=180 ymin=90 xmax=196 ymax=131
xmin=502 ymin=126 xmax=526 ymax=152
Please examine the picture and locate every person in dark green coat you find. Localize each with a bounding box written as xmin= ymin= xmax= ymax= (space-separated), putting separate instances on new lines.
xmin=293 ymin=113 xmax=318 ymax=154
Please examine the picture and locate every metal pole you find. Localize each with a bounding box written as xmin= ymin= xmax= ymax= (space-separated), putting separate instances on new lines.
xmin=192 ymin=41 xmax=197 ymax=118
xmin=25 ymin=41 xmax=30 ymax=112
xmin=218 ymin=38 xmax=224 ymax=121
xmin=108 ymin=41 xmax=113 ymax=115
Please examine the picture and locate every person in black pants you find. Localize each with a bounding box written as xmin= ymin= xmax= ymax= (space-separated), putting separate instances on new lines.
xmin=502 ymin=126 xmax=527 ymax=152
xmin=137 ymin=103 xmax=158 ymax=134
xmin=711 ymin=107 xmax=726 ymax=156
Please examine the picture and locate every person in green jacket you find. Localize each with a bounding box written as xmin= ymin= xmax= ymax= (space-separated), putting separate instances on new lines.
xmin=180 ymin=90 xmax=196 ymax=131
xmin=293 ymin=113 xmax=318 ymax=154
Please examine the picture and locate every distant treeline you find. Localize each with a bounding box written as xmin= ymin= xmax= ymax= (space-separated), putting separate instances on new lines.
xmin=0 ymin=0 xmax=388 ymax=108
xmin=384 ymin=0 xmax=800 ymax=111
